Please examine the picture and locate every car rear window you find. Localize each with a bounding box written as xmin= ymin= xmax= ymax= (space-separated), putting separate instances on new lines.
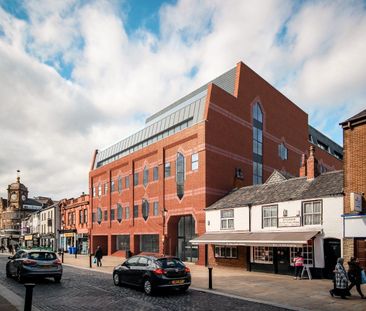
xmin=28 ymin=252 xmax=57 ymax=260
xmin=156 ymin=258 xmax=185 ymax=269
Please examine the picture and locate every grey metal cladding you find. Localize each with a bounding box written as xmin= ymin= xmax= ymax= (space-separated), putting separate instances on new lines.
xmin=145 ymin=67 xmax=236 ymax=124
xmin=95 ymin=94 xmax=207 ymax=168
xmin=308 ymin=125 xmax=343 ymax=155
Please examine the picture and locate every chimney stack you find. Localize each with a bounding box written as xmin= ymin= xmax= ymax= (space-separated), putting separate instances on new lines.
xmin=299 ymin=154 xmax=307 ymax=177
xmin=306 ymin=146 xmax=319 ymax=180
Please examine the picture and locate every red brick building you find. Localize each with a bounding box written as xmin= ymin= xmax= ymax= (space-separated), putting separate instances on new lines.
xmin=89 ymin=61 xmax=342 ymax=263
xmin=59 ymin=194 xmax=89 ymax=254
xmin=341 ymin=109 xmax=366 ymax=269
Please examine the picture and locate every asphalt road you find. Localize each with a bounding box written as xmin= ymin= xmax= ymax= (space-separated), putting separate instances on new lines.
xmin=0 ymin=256 xmax=289 ymax=311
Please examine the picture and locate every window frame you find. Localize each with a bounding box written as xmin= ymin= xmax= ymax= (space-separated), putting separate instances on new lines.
xmin=214 ymin=246 xmax=238 ymax=259
xmin=220 ymin=209 xmax=234 ymax=230
xmin=191 ymin=153 xmax=199 ymax=171
xmin=164 ymin=162 xmax=171 ymax=178
xmin=262 ymin=205 xmax=278 ymax=228
xmin=253 ymin=246 xmax=273 ymax=264
xmin=153 ymin=166 xmax=159 ymax=181
xmin=302 ymin=200 xmax=322 ymax=225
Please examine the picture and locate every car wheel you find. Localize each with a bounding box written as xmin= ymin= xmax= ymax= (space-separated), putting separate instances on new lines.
xmin=113 ymin=273 xmax=121 ymax=286
xmin=54 ymin=276 xmax=62 ymax=283
xmin=143 ymin=278 xmax=154 ymax=295
xmin=17 ymin=269 xmax=24 ymax=283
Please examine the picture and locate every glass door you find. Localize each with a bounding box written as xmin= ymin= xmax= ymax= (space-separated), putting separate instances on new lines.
xmin=177 ymin=215 xmax=198 ymax=262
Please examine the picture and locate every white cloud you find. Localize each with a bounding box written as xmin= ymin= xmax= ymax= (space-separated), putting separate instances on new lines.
xmin=0 ymin=0 xmax=365 ymax=199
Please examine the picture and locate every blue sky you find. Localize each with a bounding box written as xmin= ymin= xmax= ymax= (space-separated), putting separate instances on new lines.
xmin=0 ymin=0 xmax=365 ymax=198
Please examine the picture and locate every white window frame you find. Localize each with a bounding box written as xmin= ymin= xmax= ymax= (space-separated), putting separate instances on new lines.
xmin=253 ymin=246 xmax=273 ymax=264
xmin=191 ymin=153 xmax=199 ymax=171
xmin=214 ymin=246 xmax=238 ymax=259
xmin=262 ymin=205 xmax=278 ymax=228
xmin=278 ymin=143 xmax=288 ymax=160
xmin=290 ymin=244 xmax=313 ymax=266
xmin=302 ymin=200 xmax=322 ymax=225
xmin=220 ymin=209 xmax=234 ymax=230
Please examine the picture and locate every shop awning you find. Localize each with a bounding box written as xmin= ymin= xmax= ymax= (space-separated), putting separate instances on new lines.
xmin=190 ymin=231 xmax=319 ymax=247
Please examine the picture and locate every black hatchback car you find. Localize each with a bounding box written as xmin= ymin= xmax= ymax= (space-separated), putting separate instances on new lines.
xmin=6 ymin=249 xmax=63 ymax=283
xmin=113 ymin=255 xmax=191 ymax=295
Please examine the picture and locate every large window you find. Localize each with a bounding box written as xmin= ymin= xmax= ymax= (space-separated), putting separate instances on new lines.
xmin=290 ymin=245 xmax=313 ymax=266
xmin=191 ymin=153 xmax=199 ymax=171
xmin=220 ymin=209 xmax=234 ymax=230
xmin=116 ymin=235 xmax=130 ymax=251
xmin=262 ymin=205 xmax=278 ymax=228
xmin=176 ymin=153 xmax=185 ymax=199
xmin=143 ymin=166 xmax=149 ymax=187
xmin=142 ymin=200 xmax=149 ymax=221
xmin=253 ymin=246 xmax=273 ymax=264
xmin=252 ymin=103 xmax=263 ymax=185
xmin=140 ymin=234 xmax=159 ymax=253
xmin=303 ymin=201 xmax=322 ymax=225
xmin=214 ymin=246 xmax=238 ymax=259
xmin=164 ymin=162 xmax=171 ymax=178
xmin=117 ymin=204 xmax=123 ymax=222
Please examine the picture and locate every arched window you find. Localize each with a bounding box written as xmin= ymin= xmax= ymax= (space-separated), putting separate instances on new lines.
xmin=142 ymin=200 xmax=149 ymax=221
xmin=253 ymin=103 xmax=263 ymax=185
xmin=97 ymin=208 xmax=102 ymax=224
xmin=176 ymin=153 xmax=185 ymax=199
xmin=117 ymin=204 xmax=123 ymax=223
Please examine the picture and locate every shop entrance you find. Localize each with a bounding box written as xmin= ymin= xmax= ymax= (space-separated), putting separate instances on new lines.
xmin=323 ymin=238 xmax=340 ymax=279
xmin=276 ymin=247 xmax=290 ymax=274
xmin=355 ymin=238 xmax=366 ymax=270
xmin=176 ymin=215 xmax=198 ymax=262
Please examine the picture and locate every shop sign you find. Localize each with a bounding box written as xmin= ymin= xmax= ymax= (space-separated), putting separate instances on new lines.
xmin=64 ymin=233 xmax=74 ymax=237
xmin=25 ymin=235 xmax=33 ymax=241
xmin=350 ymin=192 xmax=362 ymax=212
xmin=278 ymin=216 xmax=301 ymax=227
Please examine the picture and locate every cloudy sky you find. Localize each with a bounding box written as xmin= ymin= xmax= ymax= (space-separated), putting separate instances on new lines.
xmin=0 ymin=0 xmax=365 ymax=200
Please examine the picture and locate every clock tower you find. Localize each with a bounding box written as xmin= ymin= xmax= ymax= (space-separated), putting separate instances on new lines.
xmin=7 ymin=175 xmax=28 ymax=210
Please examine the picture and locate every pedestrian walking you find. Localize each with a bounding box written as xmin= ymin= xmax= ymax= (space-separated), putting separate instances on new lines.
xmin=8 ymin=244 xmax=13 ymax=255
xmin=330 ymin=257 xmax=349 ymax=299
xmin=0 ymin=245 xmax=5 ymax=253
xmin=293 ymin=252 xmax=304 ymax=280
xmin=348 ymin=257 xmax=365 ymax=298
xmin=95 ymin=246 xmax=103 ymax=267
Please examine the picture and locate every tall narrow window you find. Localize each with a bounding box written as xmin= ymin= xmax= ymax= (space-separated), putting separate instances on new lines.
xmin=125 ymin=176 xmax=130 ymax=188
xmin=134 ymin=172 xmax=139 ymax=186
xmin=153 ymin=202 xmax=159 ymax=216
xmin=176 ymin=153 xmax=185 ymax=199
xmin=143 ymin=166 xmax=149 ymax=187
xmin=111 ymin=180 xmax=115 ymax=192
xmin=118 ymin=176 xmax=122 ymax=192
xmin=97 ymin=208 xmax=102 ymax=224
xmin=191 ymin=153 xmax=199 ymax=171
xmin=133 ymin=205 xmax=138 ymax=218
xmin=278 ymin=143 xmax=288 ymax=160
xmin=98 ymin=184 xmax=102 ymax=197
xmin=126 ymin=206 xmax=130 ymax=219
xmin=153 ymin=166 xmax=158 ymax=181
xmin=164 ymin=162 xmax=171 ymax=178
xmin=253 ymin=103 xmax=263 ymax=185
xmin=117 ymin=204 xmax=123 ymax=223
xmin=104 ymin=182 xmax=108 ymax=195
xmin=142 ymin=200 xmax=149 ymax=221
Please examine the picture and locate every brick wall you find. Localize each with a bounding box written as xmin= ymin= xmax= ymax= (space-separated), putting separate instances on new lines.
xmin=207 ymin=245 xmax=248 ymax=268
xmin=343 ymin=238 xmax=354 ymax=269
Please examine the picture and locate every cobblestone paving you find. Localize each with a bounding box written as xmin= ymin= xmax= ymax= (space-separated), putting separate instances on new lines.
xmin=0 ymin=256 xmax=289 ymax=311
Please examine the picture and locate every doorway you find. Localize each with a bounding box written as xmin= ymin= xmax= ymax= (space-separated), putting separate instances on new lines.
xmin=276 ymin=247 xmax=290 ymax=274
xmin=323 ymin=238 xmax=341 ymax=279
xmin=177 ymin=215 xmax=198 ymax=262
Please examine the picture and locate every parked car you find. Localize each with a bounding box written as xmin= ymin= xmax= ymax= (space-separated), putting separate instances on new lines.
xmin=113 ymin=255 xmax=191 ymax=295
xmin=6 ymin=249 xmax=63 ymax=283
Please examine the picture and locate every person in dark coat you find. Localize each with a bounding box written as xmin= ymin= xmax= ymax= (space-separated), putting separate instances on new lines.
xmin=330 ymin=257 xmax=349 ymax=299
xmin=95 ymin=246 xmax=103 ymax=267
xmin=348 ymin=257 xmax=365 ymax=298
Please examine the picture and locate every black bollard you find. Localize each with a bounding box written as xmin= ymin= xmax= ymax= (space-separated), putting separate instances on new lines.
xmin=24 ymin=283 xmax=35 ymax=311
xmin=89 ymin=253 xmax=92 ymax=268
xmin=75 ymin=250 xmax=77 ymax=259
xmin=208 ymin=266 xmax=213 ymax=289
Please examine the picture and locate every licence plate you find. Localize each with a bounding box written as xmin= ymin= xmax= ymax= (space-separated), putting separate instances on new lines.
xmin=40 ymin=265 xmax=52 ymax=269
xmin=171 ymin=280 xmax=184 ymax=285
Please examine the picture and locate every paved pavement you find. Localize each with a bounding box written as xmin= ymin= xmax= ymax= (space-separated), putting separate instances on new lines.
xmin=59 ymin=253 xmax=366 ymax=311
xmin=0 ymin=253 xmax=288 ymax=311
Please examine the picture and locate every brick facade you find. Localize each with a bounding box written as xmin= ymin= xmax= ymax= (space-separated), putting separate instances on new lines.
xmin=89 ymin=61 xmax=342 ymax=264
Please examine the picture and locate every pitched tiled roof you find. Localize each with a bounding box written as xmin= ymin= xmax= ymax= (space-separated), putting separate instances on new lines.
xmin=206 ymin=170 xmax=343 ymax=210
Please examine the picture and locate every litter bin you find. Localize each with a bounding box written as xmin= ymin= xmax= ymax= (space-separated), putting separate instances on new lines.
xmin=72 ymin=247 xmax=77 ymax=254
xmin=68 ymin=247 xmax=72 ymax=254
